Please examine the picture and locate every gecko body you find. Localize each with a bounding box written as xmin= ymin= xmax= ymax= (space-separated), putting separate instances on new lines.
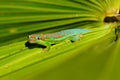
xmin=28 ymin=29 xmax=91 ymax=51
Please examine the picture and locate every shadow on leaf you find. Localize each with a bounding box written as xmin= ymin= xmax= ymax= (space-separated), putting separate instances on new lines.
xmin=25 ymin=41 xmax=46 ymax=49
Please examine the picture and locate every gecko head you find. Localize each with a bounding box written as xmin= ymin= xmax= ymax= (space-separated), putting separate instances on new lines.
xmin=28 ymin=34 xmax=40 ymax=43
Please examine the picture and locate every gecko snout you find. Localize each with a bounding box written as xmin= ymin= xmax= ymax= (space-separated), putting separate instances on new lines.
xmin=28 ymin=35 xmax=36 ymax=43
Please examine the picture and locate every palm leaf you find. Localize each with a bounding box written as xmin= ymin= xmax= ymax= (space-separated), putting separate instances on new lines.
xmin=0 ymin=0 xmax=120 ymax=80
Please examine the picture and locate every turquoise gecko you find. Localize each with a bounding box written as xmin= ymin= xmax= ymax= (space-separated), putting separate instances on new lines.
xmin=28 ymin=29 xmax=91 ymax=51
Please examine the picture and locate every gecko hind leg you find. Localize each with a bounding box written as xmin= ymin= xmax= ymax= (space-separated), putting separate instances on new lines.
xmin=70 ymin=34 xmax=82 ymax=42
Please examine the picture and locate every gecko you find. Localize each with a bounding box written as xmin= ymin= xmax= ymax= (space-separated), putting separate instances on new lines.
xmin=28 ymin=29 xmax=91 ymax=51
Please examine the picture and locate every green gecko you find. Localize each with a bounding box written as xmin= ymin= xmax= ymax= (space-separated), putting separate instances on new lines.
xmin=28 ymin=29 xmax=91 ymax=51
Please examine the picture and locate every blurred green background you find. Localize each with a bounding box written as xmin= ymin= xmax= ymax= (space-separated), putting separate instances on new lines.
xmin=0 ymin=0 xmax=120 ymax=80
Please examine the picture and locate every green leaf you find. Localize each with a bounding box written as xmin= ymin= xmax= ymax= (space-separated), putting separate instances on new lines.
xmin=0 ymin=0 xmax=120 ymax=80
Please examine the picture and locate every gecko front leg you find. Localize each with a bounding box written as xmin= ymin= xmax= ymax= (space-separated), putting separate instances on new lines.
xmin=36 ymin=40 xmax=51 ymax=51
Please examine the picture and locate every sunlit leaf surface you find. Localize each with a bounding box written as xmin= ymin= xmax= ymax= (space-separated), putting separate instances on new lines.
xmin=0 ymin=0 xmax=120 ymax=80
